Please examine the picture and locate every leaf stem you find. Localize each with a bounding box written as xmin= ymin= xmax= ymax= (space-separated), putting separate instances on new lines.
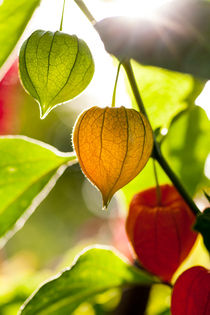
xmin=152 ymin=158 xmax=162 ymax=205
xmin=122 ymin=60 xmax=147 ymax=117
xmin=153 ymin=142 xmax=200 ymax=215
xmin=111 ymin=61 xmax=122 ymax=107
xmin=74 ymin=0 xmax=96 ymax=24
xmin=60 ymin=0 xmax=66 ymax=31
xmin=123 ymin=60 xmax=201 ymax=216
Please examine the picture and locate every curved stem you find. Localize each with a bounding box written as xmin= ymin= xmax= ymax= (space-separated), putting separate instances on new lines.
xmin=123 ymin=61 xmax=201 ymax=216
xmin=153 ymin=158 xmax=161 ymax=205
xmin=112 ymin=61 xmax=122 ymax=107
xmin=153 ymin=142 xmax=200 ymax=215
xmin=60 ymin=0 xmax=66 ymax=31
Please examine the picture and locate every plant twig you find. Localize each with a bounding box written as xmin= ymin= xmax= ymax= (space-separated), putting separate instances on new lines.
xmin=123 ymin=60 xmax=201 ymax=216
xmin=112 ymin=61 xmax=122 ymax=107
xmin=153 ymin=158 xmax=162 ymax=205
xmin=74 ymin=0 xmax=96 ymax=24
xmin=153 ymin=142 xmax=200 ymax=215
xmin=123 ymin=60 xmax=147 ymax=117
xmin=60 ymin=0 xmax=66 ymax=31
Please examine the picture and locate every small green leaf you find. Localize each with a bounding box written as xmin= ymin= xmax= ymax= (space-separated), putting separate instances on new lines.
xmin=19 ymin=30 xmax=94 ymax=118
xmin=194 ymin=208 xmax=210 ymax=253
xmin=0 ymin=0 xmax=40 ymax=76
xmin=0 ymin=136 xmax=76 ymax=244
xmin=20 ymin=247 xmax=156 ymax=315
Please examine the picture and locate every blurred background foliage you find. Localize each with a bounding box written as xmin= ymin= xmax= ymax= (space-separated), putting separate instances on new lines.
xmin=0 ymin=0 xmax=209 ymax=314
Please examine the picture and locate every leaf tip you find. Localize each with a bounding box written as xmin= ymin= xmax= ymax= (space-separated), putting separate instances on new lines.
xmin=39 ymin=105 xmax=51 ymax=120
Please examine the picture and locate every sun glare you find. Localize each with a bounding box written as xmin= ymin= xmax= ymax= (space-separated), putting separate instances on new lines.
xmin=104 ymin=0 xmax=170 ymax=19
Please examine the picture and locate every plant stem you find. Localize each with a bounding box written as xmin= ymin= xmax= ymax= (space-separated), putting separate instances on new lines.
xmin=122 ymin=60 xmax=147 ymax=117
xmin=111 ymin=61 xmax=122 ymax=107
xmin=153 ymin=158 xmax=162 ymax=205
xmin=73 ymin=0 xmax=201 ymax=216
xmin=60 ymin=0 xmax=66 ymax=31
xmin=74 ymin=0 xmax=96 ymax=24
xmin=153 ymin=142 xmax=200 ymax=215
xmin=123 ymin=60 xmax=201 ymax=216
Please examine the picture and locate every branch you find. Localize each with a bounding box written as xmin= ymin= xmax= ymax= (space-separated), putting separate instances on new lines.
xmin=123 ymin=60 xmax=201 ymax=216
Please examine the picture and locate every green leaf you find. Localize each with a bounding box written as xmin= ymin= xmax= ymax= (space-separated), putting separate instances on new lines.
xmin=146 ymin=284 xmax=171 ymax=315
xmin=0 ymin=136 xmax=76 ymax=244
xmin=126 ymin=61 xmax=204 ymax=129
xmin=95 ymin=0 xmax=210 ymax=79
xmin=20 ymin=247 xmax=156 ymax=314
xmin=194 ymin=208 xmax=210 ymax=253
xmin=19 ymin=30 xmax=94 ymax=118
xmin=0 ymin=0 xmax=40 ymax=74
xmin=162 ymin=105 xmax=210 ymax=195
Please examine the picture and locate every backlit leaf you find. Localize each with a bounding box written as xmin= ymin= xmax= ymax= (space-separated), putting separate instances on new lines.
xmin=19 ymin=30 xmax=94 ymax=118
xmin=73 ymin=106 xmax=154 ymax=208
xmin=126 ymin=61 xmax=204 ymax=129
xmin=0 ymin=0 xmax=40 ymax=76
xmin=162 ymin=105 xmax=210 ymax=195
xmin=0 ymin=136 xmax=76 ymax=244
xmin=20 ymin=247 xmax=156 ymax=314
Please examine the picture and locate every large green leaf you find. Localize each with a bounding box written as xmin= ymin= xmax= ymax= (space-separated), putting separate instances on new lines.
xmin=162 ymin=105 xmax=210 ymax=195
xmin=95 ymin=0 xmax=210 ymax=79
xmin=0 ymin=136 xmax=76 ymax=244
xmin=126 ymin=61 xmax=204 ymax=129
xmin=0 ymin=0 xmax=40 ymax=75
xmin=20 ymin=247 xmax=156 ymax=315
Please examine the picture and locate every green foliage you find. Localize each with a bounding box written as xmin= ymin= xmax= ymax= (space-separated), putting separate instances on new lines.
xmin=194 ymin=208 xmax=210 ymax=253
xmin=146 ymin=284 xmax=171 ymax=315
xmin=0 ymin=136 xmax=76 ymax=243
xmin=20 ymin=247 xmax=156 ymax=314
xmin=122 ymin=78 xmax=208 ymax=204
xmin=126 ymin=61 xmax=204 ymax=129
xmin=162 ymin=105 xmax=210 ymax=195
xmin=0 ymin=1 xmax=209 ymax=314
xmin=0 ymin=0 xmax=40 ymax=73
xmin=19 ymin=30 xmax=94 ymax=118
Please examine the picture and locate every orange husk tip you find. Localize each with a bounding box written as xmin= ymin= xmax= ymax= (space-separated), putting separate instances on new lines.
xmin=126 ymin=184 xmax=198 ymax=282
xmin=73 ymin=106 xmax=153 ymax=209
